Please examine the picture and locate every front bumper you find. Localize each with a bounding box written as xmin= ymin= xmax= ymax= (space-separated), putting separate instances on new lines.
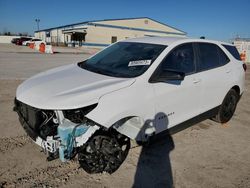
xmin=14 ymin=99 xmax=99 ymax=162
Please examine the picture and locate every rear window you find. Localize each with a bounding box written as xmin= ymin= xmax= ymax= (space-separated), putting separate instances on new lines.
xmin=222 ymin=45 xmax=241 ymax=60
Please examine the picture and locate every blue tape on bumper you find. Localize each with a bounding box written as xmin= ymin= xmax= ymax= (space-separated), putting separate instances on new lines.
xmin=57 ymin=121 xmax=89 ymax=162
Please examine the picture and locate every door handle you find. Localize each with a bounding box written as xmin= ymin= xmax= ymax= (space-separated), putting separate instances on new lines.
xmin=193 ymin=78 xmax=201 ymax=84
xmin=226 ymin=70 xmax=231 ymax=73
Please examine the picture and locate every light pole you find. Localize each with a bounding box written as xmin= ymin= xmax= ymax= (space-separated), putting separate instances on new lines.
xmin=35 ymin=19 xmax=40 ymax=38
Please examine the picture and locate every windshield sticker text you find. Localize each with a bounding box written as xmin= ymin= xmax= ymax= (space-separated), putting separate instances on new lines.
xmin=128 ymin=60 xmax=152 ymax=67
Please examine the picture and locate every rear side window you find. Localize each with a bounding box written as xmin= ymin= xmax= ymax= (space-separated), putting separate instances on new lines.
xmin=222 ymin=45 xmax=241 ymax=60
xmin=197 ymin=43 xmax=220 ymax=71
xmin=218 ymin=47 xmax=230 ymax=65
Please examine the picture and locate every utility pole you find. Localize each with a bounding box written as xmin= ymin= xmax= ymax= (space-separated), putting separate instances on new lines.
xmin=35 ymin=19 xmax=40 ymax=38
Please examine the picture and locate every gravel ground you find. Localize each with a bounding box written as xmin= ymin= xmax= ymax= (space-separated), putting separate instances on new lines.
xmin=0 ymin=48 xmax=90 ymax=80
xmin=0 ymin=44 xmax=250 ymax=188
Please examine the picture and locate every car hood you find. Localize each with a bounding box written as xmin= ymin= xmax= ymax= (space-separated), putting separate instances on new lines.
xmin=16 ymin=63 xmax=135 ymax=110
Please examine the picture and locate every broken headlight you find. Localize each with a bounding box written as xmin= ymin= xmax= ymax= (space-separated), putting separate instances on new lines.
xmin=63 ymin=104 xmax=98 ymax=124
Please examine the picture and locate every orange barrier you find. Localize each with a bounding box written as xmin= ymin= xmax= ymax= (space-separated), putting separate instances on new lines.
xmin=29 ymin=43 xmax=34 ymax=49
xmin=39 ymin=43 xmax=45 ymax=53
xmin=240 ymin=51 xmax=246 ymax=62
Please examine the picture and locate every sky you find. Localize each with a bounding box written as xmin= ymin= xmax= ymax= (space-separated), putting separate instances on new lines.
xmin=0 ymin=0 xmax=249 ymax=42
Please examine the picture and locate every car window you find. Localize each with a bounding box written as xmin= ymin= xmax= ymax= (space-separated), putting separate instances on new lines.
xmin=197 ymin=43 xmax=220 ymax=71
xmin=79 ymin=42 xmax=166 ymax=78
xmin=222 ymin=44 xmax=241 ymax=60
xmin=218 ymin=47 xmax=230 ymax=65
xmin=160 ymin=43 xmax=195 ymax=74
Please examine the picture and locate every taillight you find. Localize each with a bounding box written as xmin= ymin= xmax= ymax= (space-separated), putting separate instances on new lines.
xmin=243 ymin=63 xmax=247 ymax=72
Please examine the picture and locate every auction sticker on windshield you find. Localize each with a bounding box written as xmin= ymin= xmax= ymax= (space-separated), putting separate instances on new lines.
xmin=128 ymin=60 xmax=151 ymax=66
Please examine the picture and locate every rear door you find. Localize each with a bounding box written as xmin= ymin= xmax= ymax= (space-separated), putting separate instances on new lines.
xmin=195 ymin=42 xmax=232 ymax=113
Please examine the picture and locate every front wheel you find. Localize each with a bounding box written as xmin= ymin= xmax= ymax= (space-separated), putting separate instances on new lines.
xmin=212 ymin=89 xmax=239 ymax=123
xmin=78 ymin=131 xmax=130 ymax=174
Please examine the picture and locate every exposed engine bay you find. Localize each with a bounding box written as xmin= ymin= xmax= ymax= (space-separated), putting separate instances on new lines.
xmin=14 ymin=99 xmax=130 ymax=174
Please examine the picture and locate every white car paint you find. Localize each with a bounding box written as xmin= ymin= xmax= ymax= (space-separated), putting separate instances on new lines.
xmin=16 ymin=64 xmax=135 ymax=109
xmin=22 ymin=40 xmax=32 ymax=46
xmin=16 ymin=37 xmax=245 ymax=142
xmin=22 ymin=39 xmax=46 ymax=46
xmin=87 ymin=38 xmax=245 ymax=140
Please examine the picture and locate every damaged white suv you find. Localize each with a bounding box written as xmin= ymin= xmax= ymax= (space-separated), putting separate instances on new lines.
xmin=14 ymin=37 xmax=245 ymax=173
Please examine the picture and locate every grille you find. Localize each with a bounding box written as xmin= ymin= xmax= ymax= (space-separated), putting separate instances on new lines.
xmin=14 ymin=99 xmax=57 ymax=140
xmin=15 ymin=100 xmax=42 ymax=129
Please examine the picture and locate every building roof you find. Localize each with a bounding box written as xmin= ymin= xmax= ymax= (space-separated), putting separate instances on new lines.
xmin=233 ymin=38 xmax=250 ymax=42
xmin=35 ymin=17 xmax=186 ymax=34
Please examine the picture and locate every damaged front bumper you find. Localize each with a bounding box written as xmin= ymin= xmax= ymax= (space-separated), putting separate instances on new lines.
xmin=14 ymin=99 xmax=99 ymax=162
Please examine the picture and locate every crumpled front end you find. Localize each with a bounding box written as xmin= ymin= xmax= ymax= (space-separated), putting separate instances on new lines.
xmin=14 ymin=98 xmax=99 ymax=162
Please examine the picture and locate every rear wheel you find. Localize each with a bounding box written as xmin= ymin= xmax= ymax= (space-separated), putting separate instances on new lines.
xmin=78 ymin=131 xmax=130 ymax=174
xmin=212 ymin=89 xmax=239 ymax=123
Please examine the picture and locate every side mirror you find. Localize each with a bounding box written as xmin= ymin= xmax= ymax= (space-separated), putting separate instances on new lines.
xmin=150 ymin=69 xmax=185 ymax=83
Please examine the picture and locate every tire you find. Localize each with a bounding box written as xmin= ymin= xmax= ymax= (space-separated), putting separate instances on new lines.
xmin=212 ymin=89 xmax=239 ymax=123
xmin=78 ymin=131 xmax=130 ymax=174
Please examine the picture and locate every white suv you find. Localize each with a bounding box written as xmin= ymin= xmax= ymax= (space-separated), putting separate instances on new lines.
xmin=14 ymin=37 xmax=246 ymax=173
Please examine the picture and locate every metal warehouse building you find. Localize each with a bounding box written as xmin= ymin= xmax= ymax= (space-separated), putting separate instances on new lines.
xmin=35 ymin=17 xmax=186 ymax=48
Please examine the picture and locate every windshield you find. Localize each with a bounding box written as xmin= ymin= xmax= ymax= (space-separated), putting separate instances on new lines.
xmin=78 ymin=42 xmax=166 ymax=78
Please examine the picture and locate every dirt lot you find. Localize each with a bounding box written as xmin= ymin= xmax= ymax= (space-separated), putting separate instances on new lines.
xmin=0 ymin=44 xmax=250 ymax=188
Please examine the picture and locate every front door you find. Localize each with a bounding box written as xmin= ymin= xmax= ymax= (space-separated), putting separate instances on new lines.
xmin=151 ymin=43 xmax=201 ymax=133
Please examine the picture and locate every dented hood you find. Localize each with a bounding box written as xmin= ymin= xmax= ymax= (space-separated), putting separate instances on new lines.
xmin=16 ymin=63 xmax=135 ymax=109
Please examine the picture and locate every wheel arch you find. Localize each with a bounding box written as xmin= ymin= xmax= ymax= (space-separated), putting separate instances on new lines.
xmin=111 ymin=116 xmax=147 ymax=142
xmin=231 ymin=85 xmax=240 ymax=96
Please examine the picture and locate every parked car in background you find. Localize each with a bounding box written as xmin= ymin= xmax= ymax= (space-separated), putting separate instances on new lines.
xmin=16 ymin=37 xmax=32 ymax=45
xmin=23 ymin=38 xmax=45 ymax=46
xmin=14 ymin=37 xmax=245 ymax=174
xmin=11 ymin=38 xmax=20 ymax=44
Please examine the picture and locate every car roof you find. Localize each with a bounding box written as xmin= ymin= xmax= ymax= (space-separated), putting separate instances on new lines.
xmin=122 ymin=36 xmax=233 ymax=46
